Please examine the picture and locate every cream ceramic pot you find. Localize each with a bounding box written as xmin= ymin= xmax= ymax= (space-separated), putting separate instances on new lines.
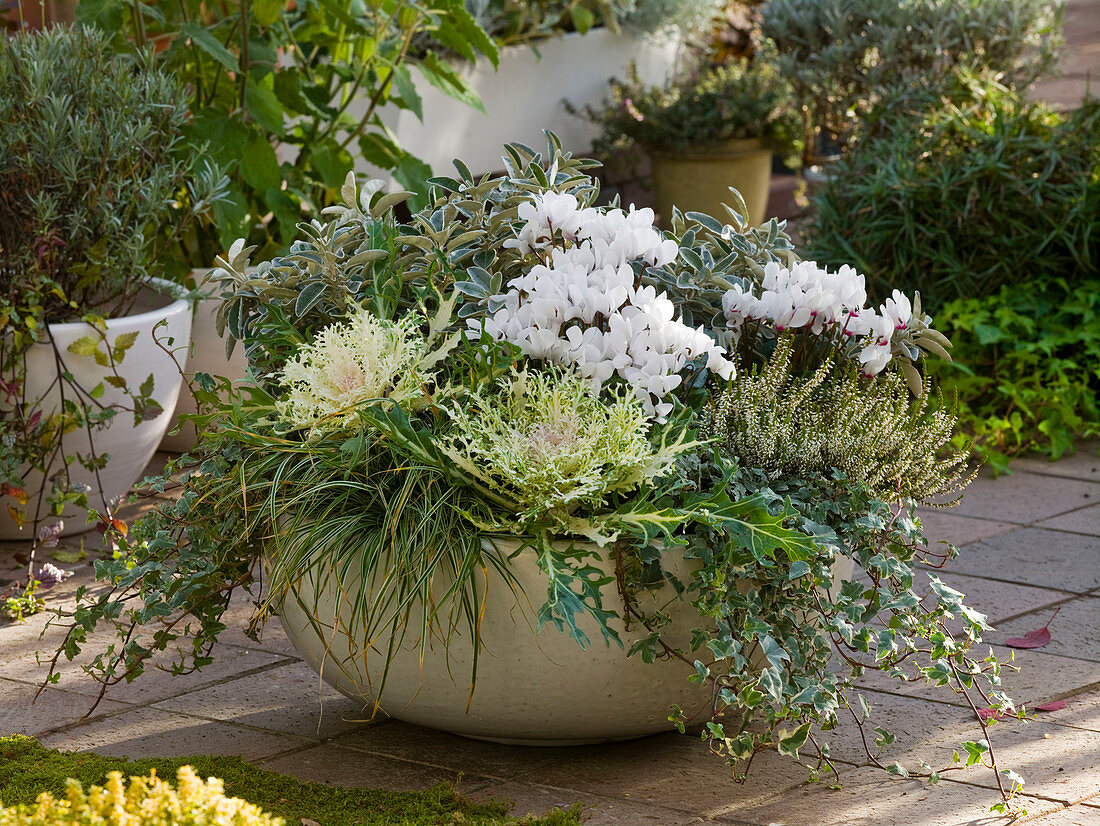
xmin=0 ymin=279 xmax=192 ymax=539
xmin=276 ymin=533 xmax=856 ymax=745
xmin=160 ymin=275 xmax=249 ymax=453
xmin=275 ymin=536 xmax=713 ymax=745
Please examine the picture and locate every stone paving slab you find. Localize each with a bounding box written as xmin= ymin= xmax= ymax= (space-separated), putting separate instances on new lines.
xmin=855 ymin=643 xmax=1100 ymax=711
xmin=915 ymin=510 xmax=1018 ymax=549
xmin=0 ymin=613 xmax=295 ymax=707
xmin=256 ymin=741 xmax=495 ymax=793
xmin=330 ymin=719 xmax=580 ymax=782
xmin=917 ymin=569 xmax=1073 ymax=626
xmin=930 ymin=529 xmax=1100 ymax=594
xmin=38 ymin=706 xmax=305 ymax=761
xmin=1009 ymin=445 xmax=1100 ymax=481
xmin=941 ymin=472 xmax=1100 ymax=526
xmin=1028 ymin=807 xmax=1100 ymax=826
xmin=466 ymin=780 xmax=718 ymax=826
xmin=703 ymin=766 xmax=1061 ymax=826
xmin=0 ymin=678 xmax=129 ymax=739
xmin=152 ymin=660 xmax=368 ymax=741
xmin=520 ymin=733 xmax=811 ymax=816
xmin=1035 ymin=504 xmax=1100 ymax=537
xmin=990 ymin=598 xmax=1100 ymax=663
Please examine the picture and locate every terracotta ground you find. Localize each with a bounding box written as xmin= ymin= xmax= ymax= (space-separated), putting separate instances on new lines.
xmin=2 ymin=443 xmax=1098 ymax=826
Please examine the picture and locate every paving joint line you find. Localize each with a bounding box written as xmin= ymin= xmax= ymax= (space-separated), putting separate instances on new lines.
xmin=988 ymin=592 xmax=1097 ymax=626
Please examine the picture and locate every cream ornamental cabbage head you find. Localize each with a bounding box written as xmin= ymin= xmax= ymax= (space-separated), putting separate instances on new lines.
xmin=443 ymin=367 xmax=685 ymax=521
xmin=277 ymin=309 xmax=427 ymax=433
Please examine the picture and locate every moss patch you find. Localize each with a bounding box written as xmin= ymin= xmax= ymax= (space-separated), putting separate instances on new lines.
xmin=0 ymin=736 xmax=582 ymax=825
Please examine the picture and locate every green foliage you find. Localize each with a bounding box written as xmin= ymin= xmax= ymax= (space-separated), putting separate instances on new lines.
xmin=705 ymin=336 xmax=971 ymax=502
xmin=80 ymin=0 xmax=499 ymax=265
xmin=466 ymin=0 xmax=632 ymax=42
xmin=0 ymin=737 xmax=583 ymax=826
xmin=761 ymin=0 xmax=1063 ymax=159
xmin=0 ymin=26 xmax=212 ymax=538
xmin=807 ymin=77 xmax=1100 ymax=310
xmin=1 ymin=579 xmax=44 ymax=622
xmin=925 ymin=279 xmax=1100 ymax=471
xmin=0 ymin=26 xmax=205 ymax=320
xmin=583 ymin=57 xmax=798 ymax=156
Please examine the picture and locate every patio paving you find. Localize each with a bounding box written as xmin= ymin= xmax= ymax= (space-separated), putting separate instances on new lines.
xmin=1 ymin=442 xmax=1098 ymax=825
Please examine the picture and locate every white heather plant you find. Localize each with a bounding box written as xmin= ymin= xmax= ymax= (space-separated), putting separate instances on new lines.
xmin=54 ymin=140 xmax=1025 ymax=815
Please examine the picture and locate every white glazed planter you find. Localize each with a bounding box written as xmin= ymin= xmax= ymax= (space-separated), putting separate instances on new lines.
xmin=276 ymin=536 xmax=712 ymax=745
xmin=358 ymin=28 xmax=680 ymax=180
xmin=160 ymin=274 xmax=249 ymax=453
xmin=0 ymin=279 xmax=192 ymax=539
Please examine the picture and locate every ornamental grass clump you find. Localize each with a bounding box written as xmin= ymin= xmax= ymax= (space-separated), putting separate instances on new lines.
xmin=807 ymin=74 xmax=1100 ymax=309
xmin=53 ymin=138 xmax=1026 ymax=814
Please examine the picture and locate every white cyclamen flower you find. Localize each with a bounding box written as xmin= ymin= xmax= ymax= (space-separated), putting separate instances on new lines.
xmin=477 ymin=190 xmax=734 ymax=418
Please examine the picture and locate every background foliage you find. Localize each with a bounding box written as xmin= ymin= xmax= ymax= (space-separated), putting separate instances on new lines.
xmin=807 ymin=75 xmax=1100 ymax=310
xmin=761 ymin=0 xmax=1062 ymax=161
xmin=925 ymin=279 xmax=1100 ymax=471
xmin=78 ymin=0 xmax=499 ymax=267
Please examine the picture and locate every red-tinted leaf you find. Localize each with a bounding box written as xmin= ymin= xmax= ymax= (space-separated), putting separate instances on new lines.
xmin=1005 ymin=608 xmax=1060 ymax=650
xmin=977 ymin=707 xmax=1009 ymax=722
xmin=1033 ymin=700 xmax=1067 ymax=712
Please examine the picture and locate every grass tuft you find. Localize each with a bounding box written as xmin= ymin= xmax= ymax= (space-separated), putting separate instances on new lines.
xmin=0 ymin=736 xmax=583 ymax=825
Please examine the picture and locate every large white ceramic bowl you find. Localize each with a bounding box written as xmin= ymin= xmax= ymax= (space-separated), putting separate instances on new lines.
xmin=275 ymin=536 xmax=714 ymax=745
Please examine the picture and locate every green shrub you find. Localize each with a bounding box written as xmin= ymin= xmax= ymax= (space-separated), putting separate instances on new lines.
xmin=583 ymin=57 xmax=797 ymax=156
xmin=925 ymin=279 xmax=1100 ymax=472
xmin=0 ymin=765 xmax=282 ymax=826
xmin=807 ymin=75 xmax=1100 ymax=310
xmin=761 ymin=0 xmax=1063 ymax=160
xmin=0 ymin=25 xmax=196 ymax=321
xmin=0 ymin=736 xmax=583 ymax=826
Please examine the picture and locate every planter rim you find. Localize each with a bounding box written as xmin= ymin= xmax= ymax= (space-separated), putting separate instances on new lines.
xmin=45 ymin=277 xmax=189 ymax=334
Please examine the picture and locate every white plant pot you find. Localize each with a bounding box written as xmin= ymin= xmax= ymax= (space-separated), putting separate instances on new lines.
xmin=358 ymin=28 xmax=680 ymax=180
xmin=160 ymin=275 xmax=249 ymax=453
xmin=276 ymin=536 xmax=712 ymax=745
xmin=0 ymin=279 xmax=192 ymax=539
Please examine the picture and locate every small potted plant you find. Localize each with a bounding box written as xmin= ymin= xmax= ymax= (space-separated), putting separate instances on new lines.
xmin=583 ymin=56 xmax=798 ymax=226
xmin=0 ymin=26 xmax=218 ymax=542
xmin=54 ymin=138 xmax=1030 ymax=813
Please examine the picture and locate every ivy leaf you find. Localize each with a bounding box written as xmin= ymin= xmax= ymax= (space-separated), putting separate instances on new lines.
xmin=67 ymin=335 xmax=100 ymax=358
xmin=776 ymin=722 xmax=811 ymax=758
xmin=758 ymin=666 xmax=783 ymax=702
xmin=1005 ymin=608 xmax=1059 ymax=649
